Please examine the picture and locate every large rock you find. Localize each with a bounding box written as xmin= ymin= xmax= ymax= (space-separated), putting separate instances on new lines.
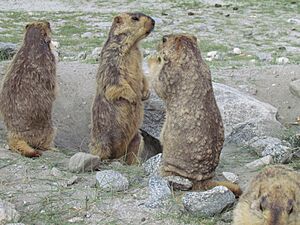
xmin=68 ymin=152 xmax=101 ymax=173
xmin=182 ymin=186 xmax=236 ymax=216
xmin=0 ymin=42 xmax=17 ymax=60
xmin=0 ymin=199 xmax=20 ymax=223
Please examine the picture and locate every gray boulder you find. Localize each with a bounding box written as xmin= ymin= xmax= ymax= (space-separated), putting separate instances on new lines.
xmin=164 ymin=175 xmax=193 ymax=191
xmin=68 ymin=152 xmax=101 ymax=173
xmin=143 ymin=153 xmax=162 ymax=176
xmin=0 ymin=199 xmax=20 ymax=223
xmin=145 ymin=176 xmax=172 ymax=208
xmin=182 ymin=186 xmax=235 ymax=216
xmin=289 ymin=79 xmax=300 ymax=98
xmin=245 ymin=155 xmax=273 ymax=169
xmin=96 ymin=170 xmax=129 ymax=192
xmin=0 ymin=42 xmax=17 ymax=60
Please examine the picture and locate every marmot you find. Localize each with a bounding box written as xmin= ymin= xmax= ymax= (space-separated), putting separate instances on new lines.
xmin=149 ymin=34 xmax=241 ymax=195
xmin=0 ymin=21 xmax=57 ymax=157
xmin=233 ymin=165 xmax=300 ymax=225
xmin=90 ymin=13 xmax=155 ymax=165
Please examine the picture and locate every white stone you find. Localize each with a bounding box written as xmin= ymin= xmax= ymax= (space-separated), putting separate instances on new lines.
xmin=96 ymin=170 xmax=129 ymax=192
xmin=207 ymin=51 xmax=219 ymax=59
xmin=276 ymin=57 xmax=289 ymax=64
xmin=245 ymin=155 xmax=273 ymax=169
xmin=68 ymin=152 xmax=101 ymax=173
xmin=233 ymin=48 xmax=241 ymax=55
xmin=222 ymin=172 xmax=239 ymax=184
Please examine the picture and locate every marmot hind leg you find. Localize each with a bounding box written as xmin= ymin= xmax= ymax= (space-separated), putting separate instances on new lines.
xmin=8 ymin=133 xmax=41 ymax=158
xmin=125 ymin=133 xmax=143 ymax=165
xmin=36 ymin=127 xmax=56 ymax=151
xmin=89 ymin=139 xmax=112 ymax=160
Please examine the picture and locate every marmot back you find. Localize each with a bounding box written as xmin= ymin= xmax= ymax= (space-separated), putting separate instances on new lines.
xmin=0 ymin=21 xmax=57 ymax=157
xmin=233 ymin=165 xmax=300 ymax=225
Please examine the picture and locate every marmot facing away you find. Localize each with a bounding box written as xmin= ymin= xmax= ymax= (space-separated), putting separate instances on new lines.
xmin=233 ymin=165 xmax=300 ymax=225
xmin=90 ymin=13 xmax=155 ymax=164
xmin=0 ymin=21 xmax=57 ymax=157
xmin=150 ymin=34 xmax=224 ymax=181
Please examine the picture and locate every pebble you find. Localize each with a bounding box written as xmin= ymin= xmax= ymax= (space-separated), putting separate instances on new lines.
xmin=222 ymin=172 xmax=238 ymax=184
xmin=68 ymin=152 xmax=101 ymax=173
xmin=233 ymin=48 xmax=241 ymax=55
xmin=245 ymin=155 xmax=273 ymax=169
xmin=276 ymin=57 xmax=289 ymax=64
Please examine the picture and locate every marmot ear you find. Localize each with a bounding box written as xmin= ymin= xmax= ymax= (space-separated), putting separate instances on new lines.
xmin=114 ymin=16 xmax=123 ymax=24
xmin=25 ymin=24 xmax=30 ymax=30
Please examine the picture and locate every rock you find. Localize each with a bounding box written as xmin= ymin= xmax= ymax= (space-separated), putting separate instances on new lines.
xmin=51 ymin=41 xmax=60 ymax=49
xmin=245 ymin=155 xmax=273 ymax=169
xmin=81 ymin=32 xmax=93 ymax=38
xmin=287 ymin=18 xmax=300 ymax=24
xmin=50 ymin=167 xmax=63 ymax=177
xmin=261 ymin=144 xmax=290 ymax=163
xmin=276 ymin=57 xmax=289 ymax=64
xmin=221 ymin=210 xmax=233 ymax=222
xmin=233 ymin=48 xmax=241 ymax=55
xmin=91 ymin=47 xmax=101 ymax=59
xmin=77 ymin=52 xmax=87 ymax=60
xmin=145 ymin=176 xmax=171 ymax=208
xmin=214 ymin=83 xmax=282 ymax=138
xmin=67 ymin=175 xmax=80 ymax=186
xmin=0 ymin=199 xmax=20 ymax=223
xmin=182 ymin=186 xmax=235 ymax=216
xmin=96 ymin=170 xmax=129 ymax=192
xmin=68 ymin=152 xmax=101 ymax=173
xmin=6 ymin=224 xmax=25 ymax=225
xmin=164 ymin=176 xmax=193 ymax=191
xmin=207 ymin=51 xmax=219 ymax=59
xmin=289 ymin=79 xmax=300 ymax=98
xmin=256 ymin=52 xmax=272 ymax=62
xmin=142 ymin=153 xmax=162 ymax=176
xmin=222 ymin=172 xmax=238 ymax=184
xmin=0 ymin=42 xmax=17 ymax=60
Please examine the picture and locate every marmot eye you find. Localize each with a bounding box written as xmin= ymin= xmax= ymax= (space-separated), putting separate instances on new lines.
xmin=162 ymin=37 xmax=167 ymax=43
xmin=132 ymin=16 xmax=139 ymax=21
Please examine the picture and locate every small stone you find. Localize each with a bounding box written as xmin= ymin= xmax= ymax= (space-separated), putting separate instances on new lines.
xmin=145 ymin=176 xmax=171 ymax=208
xmin=164 ymin=176 xmax=193 ymax=191
xmin=222 ymin=172 xmax=238 ymax=184
xmin=205 ymin=57 xmax=213 ymax=62
xmin=0 ymin=199 xmax=20 ymax=223
xmin=276 ymin=57 xmax=289 ymax=64
xmin=182 ymin=186 xmax=235 ymax=216
xmin=233 ymin=48 xmax=241 ymax=55
xmin=143 ymin=153 xmax=162 ymax=176
xmin=91 ymin=47 xmax=102 ymax=59
xmin=96 ymin=170 xmax=129 ymax=192
xmin=287 ymin=18 xmax=300 ymax=25
xmin=67 ymin=176 xmax=80 ymax=186
xmin=77 ymin=52 xmax=87 ymax=60
xmin=207 ymin=51 xmax=219 ymax=59
xmin=50 ymin=167 xmax=63 ymax=177
xmin=68 ymin=217 xmax=84 ymax=223
xmin=68 ymin=152 xmax=101 ymax=173
xmin=51 ymin=41 xmax=60 ymax=49
xmin=245 ymin=155 xmax=273 ymax=169
xmin=81 ymin=32 xmax=93 ymax=38
xmin=289 ymin=79 xmax=300 ymax=98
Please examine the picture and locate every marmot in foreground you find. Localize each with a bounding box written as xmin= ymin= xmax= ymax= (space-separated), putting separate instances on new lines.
xmin=90 ymin=13 xmax=155 ymax=164
xmin=233 ymin=165 xmax=300 ymax=225
xmin=149 ymin=34 xmax=241 ymax=195
xmin=0 ymin=21 xmax=57 ymax=157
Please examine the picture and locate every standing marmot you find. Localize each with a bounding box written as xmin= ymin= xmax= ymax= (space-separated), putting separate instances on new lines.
xmin=233 ymin=165 xmax=300 ymax=225
xmin=90 ymin=13 xmax=155 ymax=164
xmin=149 ymin=34 xmax=241 ymax=195
xmin=0 ymin=21 xmax=57 ymax=157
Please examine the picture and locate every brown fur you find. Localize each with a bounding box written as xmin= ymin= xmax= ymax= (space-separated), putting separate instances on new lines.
xmin=90 ymin=13 xmax=155 ymax=164
xmin=0 ymin=21 xmax=57 ymax=157
xmin=149 ymin=34 xmax=241 ymax=195
xmin=233 ymin=165 xmax=300 ymax=225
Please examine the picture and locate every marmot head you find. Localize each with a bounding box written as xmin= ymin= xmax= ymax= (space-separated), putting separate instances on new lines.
xmin=24 ymin=21 xmax=52 ymax=46
xmin=242 ymin=166 xmax=299 ymax=225
xmin=108 ymin=12 xmax=155 ymax=50
xmin=159 ymin=34 xmax=198 ymax=63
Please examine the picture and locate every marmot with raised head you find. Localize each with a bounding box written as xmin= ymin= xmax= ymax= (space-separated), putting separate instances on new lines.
xmin=90 ymin=13 xmax=155 ymax=164
xmin=233 ymin=165 xmax=300 ymax=225
xmin=0 ymin=21 xmax=57 ymax=157
xmin=149 ymin=34 xmax=241 ymax=195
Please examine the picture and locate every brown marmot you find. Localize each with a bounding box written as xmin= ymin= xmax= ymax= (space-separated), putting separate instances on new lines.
xmin=233 ymin=165 xmax=300 ymax=225
xmin=90 ymin=13 xmax=155 ymax=165
xmin=0 ymin=21 xmax=57 ymax=157
xmin=149 ymin=34 xmax=241 ymax=195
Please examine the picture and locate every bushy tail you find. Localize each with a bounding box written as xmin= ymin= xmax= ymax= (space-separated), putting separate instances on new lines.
xmin=193 ymin=180 xmax=242 ymax=197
